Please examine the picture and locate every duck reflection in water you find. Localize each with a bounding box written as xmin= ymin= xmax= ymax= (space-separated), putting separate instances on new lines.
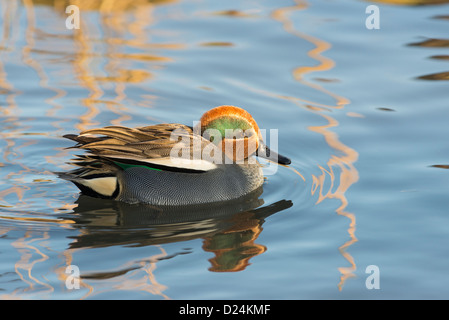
xmin=66 ymin=186 xmax=292 ymax=272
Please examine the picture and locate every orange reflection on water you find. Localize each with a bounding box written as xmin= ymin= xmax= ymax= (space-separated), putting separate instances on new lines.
xmin=64 ymin=0 xmax=178 ymax=131
xmin=56 ymin=0 xmax=178 ymax=298
xmin=109 ymin=246 xmax=170 ymax=299
xmin=0 ymin=231 xmax=53 ymax=299
xmin=0 ymin=0 xmax=179 ymax=298
xmin=272 ymin=0 xmax=359 ymax=290
xmin=54 ymin=246 xmax=169 ymax=299
xmin=309 ymin=114 xmax=358 ymax=290
xmin=1 ymin=0 xmax=360 ymax=298
xmin=203 ymin=211 xmax=267 ymax=272
xmin=369 ymin=0 xmax=449 ymax=5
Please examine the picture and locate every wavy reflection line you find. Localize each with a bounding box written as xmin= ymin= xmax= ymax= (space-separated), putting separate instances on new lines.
xmin=53 ymin=0 xmax=172 ymax=298
xmin=131 ymin=246 xmax=170 ymax=299
xmin=71 ymin=13 xmax=102 ymax=132
xmin=1 ymin=0 xmax=87 ymax=299
xmin=72 ymin=246 xmax=170 ymax=299
xmin=54 ymin=249 xmax=94 ymax=299
xmin=21 ymin=0 xmax=75 ymax=219
xmin=0 ymin=0 xmax=18 ymax=43
xmin=12 ymin=0 xmax=74 ymax=206
xmin=272 ymin=0 xmax=358 ymax=290
xmin=0 ymin=2 xmax=28 ymax=283
xmin=369 ymin=0 xmax=449 ymax=6
xmin=68 ymin=0 xmax=169 ymax=130
xmin=99 ymin=2 xmax=151 ymax=126
xmin=22 ymin=0 xmax=67 ymax=120
xmin=0 ymin=1 xmax=29 ymax=208
xmin=4 ymin=231 xmax=54 ymax=298
xmin=271 ymin=2 xmax=350 ymax=108
xmin=0 ymin=1 xmax=66 ymax=298
xmin=0 ymin=107 xmax=35 ymax=209
xmin=308 ymin=113 xmax=358 ymax=289
xmin=1 ymin=1 xmax=77 ymax=226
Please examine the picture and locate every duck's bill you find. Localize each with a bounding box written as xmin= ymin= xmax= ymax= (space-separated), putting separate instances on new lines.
xmin=256 ymin=143 xmax=291 ymax=165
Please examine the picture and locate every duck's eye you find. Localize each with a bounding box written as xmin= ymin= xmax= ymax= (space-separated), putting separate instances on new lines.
xmin=202 ymin=128 xmax=223 ymax=144
xmin=233 ymin=136 xmax=250 ymax=141
xmin=224 ymin=128 xmax=255 ymax=140
xmin=245 ymin=129 xmax=255 ymax=138
xmin=229 ymin=129 xmax=245 ymax=139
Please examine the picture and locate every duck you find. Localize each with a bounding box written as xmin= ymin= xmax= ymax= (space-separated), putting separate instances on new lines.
xmin=58 ymin=105 xmax=291 ymax=205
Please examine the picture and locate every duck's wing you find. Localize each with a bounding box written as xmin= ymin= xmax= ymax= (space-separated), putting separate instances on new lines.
xmin=64 ymin=124 xmax=220 ymax=172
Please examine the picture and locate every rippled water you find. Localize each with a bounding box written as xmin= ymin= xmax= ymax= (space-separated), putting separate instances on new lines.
xmin=0 ymin=0 xmax=448 ymax=300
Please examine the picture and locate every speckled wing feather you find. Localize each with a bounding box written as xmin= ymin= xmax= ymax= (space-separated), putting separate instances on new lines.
xmin=63 ymin=123 xmax=221 ymax=171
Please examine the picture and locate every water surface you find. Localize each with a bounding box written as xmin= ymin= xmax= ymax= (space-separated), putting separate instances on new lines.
xmin=0 ymin=0 xmax=448 ymax=299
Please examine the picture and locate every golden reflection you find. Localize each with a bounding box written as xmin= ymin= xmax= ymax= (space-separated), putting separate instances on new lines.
xmin=368 ymin=0 xmax=449 ymax=5
xmin=0 ymin=231 xmax=54 ymax=299
xmin=272 ymin=0 xmax=358 ymax=290
xmin=21 ymin=0 xmax=74 ymax=177
xmin=77 ymin=246 xmax=170 ymax=299
xmin=59 ymin=0 xmax=179 ymax=135
xmin=0 ymin=0 xmax=75 ymax=215
xmin=200 ymin=42 xmax=235 ymax=47
xmin=213 ymin=9 xmax=259 ymax=18
xmin=71 ymin=18 xmax=102 ymax=131
xmin=0 ymin=0 xmax=361 ymax=298
xmin=0 ymin=3 xmax=35 ymax=279
xmin=0 ymin=215 xmax=74 ymax=224
xmin=53 ymin=249 xmax=94 ymax=299
xmin=35 ymin=0 xmax=177 ymax=11
xmin=1 ymin=0 xmax=180 ymax=299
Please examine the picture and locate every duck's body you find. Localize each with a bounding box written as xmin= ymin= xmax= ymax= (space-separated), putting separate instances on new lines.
xmin=60 ymin=106 xmax=290 ymax=205
xmin=115 ymin=162 xmax=263 ymax=205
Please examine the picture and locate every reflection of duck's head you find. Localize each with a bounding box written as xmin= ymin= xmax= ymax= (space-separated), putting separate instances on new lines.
xmin=59 ymin=105 xmax=291 ymax=206
xmin=66 ymin=189 xmax=292 ymax=272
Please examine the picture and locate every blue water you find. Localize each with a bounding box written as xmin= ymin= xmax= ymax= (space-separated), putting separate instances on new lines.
xmin=0 ymin=0 xmax=449 ymax=299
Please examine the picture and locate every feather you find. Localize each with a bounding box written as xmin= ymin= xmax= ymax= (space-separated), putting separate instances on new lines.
xmin=63 ymin=123 xmax=221 ymax=173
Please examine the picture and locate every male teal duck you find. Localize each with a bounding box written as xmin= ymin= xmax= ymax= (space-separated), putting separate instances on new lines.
xmin=59 ymin=105 xmax=291 ymax=205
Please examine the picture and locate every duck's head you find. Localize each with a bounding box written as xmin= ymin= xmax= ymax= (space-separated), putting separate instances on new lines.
xmin=198 ymin=105 xmax=291 ymax=165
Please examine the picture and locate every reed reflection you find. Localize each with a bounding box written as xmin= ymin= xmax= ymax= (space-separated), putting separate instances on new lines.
xmin=368 ymin=0 xmax=449 ymax=5
xmin=0 ymin=1 xmax=57 ymax=298
xmin=0 ymin=0 xmax=180 ymax=299
xmin=408 ymin=38 xmax=449 ymax=81
xmin=272 ymin=0 xmax=358 ymax=290
xmin=63 ymin=0 xmax=180 ymax=132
